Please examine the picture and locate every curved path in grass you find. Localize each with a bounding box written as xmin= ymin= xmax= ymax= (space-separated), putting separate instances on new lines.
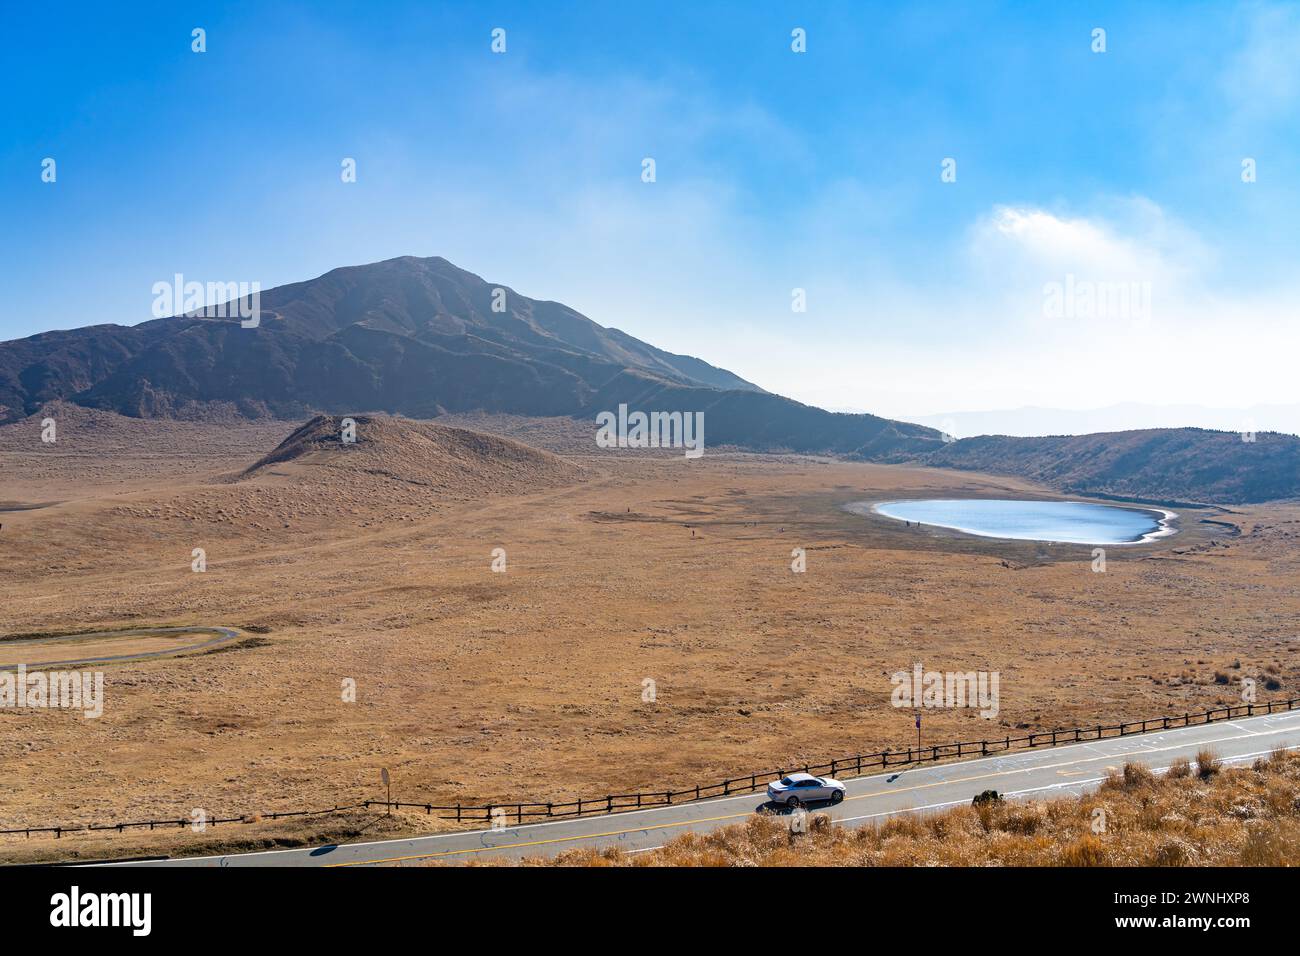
xmin=0 ymin=626 xmax=241 ymax=669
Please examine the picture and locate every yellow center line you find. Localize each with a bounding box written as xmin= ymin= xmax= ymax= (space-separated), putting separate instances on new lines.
xmin=326 ymin=721 xmax=1293 ymax=867
xmin=323 ymin=811 xmax=750 ymax=866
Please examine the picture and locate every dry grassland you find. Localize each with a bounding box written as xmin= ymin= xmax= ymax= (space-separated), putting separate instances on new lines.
xmin=2 ymin=404 xmax=1298 ymax=861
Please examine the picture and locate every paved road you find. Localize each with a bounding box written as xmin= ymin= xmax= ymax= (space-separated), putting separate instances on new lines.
xmin=100 ymin=707 xmax=1300 ymax=868
xmin=0 ymin=626 xmax=240 ymax=669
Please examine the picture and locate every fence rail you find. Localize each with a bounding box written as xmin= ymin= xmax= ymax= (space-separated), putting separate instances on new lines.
xmin=5 ymin=696 xmax=1296 ymax=838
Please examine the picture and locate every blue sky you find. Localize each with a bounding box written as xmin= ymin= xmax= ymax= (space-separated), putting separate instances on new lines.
xmin=3 ymin=1 xmax=1298 ymax=422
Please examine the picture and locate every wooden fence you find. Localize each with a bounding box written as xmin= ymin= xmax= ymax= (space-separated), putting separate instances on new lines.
xmin=5 ymin=696 xmax=1295 ymax=838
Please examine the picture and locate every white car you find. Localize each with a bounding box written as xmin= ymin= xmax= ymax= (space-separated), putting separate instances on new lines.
xmin=767 ymin=772 xmax=846 ymax=807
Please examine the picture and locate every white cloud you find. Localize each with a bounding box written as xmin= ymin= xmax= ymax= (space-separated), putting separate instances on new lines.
xmin=714 ymin=198 xmax=1299 ymax=417
xmin=967 ymin=201 xmax=1213 ymax=323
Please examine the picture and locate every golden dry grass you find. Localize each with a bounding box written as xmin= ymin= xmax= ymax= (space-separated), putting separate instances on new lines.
xmin=508 ymin=750 xmax=1300 ymax=866
xmin=3 ymin=409 xmax=1299 ymax=862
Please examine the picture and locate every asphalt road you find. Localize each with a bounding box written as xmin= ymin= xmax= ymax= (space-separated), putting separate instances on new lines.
xmin=102 ymin=707 xmax=1300 ymax=867
xmin=0 ymin=626 xmax=240 ymax=669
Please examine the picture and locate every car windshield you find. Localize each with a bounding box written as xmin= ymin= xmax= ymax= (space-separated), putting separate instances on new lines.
xmin=780 ymin=777 xmax=794 ymax=786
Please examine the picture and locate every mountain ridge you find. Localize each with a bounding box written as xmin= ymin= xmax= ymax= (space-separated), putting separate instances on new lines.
xmin=0 ymin=255 xmax=941 ymax=461
xmin=2 ymin=255 xmax=1296 ymax=504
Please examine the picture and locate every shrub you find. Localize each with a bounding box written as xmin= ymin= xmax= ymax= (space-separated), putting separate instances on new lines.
xmin=1061 ymin=834 xmax=1107 ymax=866
xmin=1195 ymin=749 xmax=1220 ymax=779
xmin=1150 ymin=838 xmax=1195 ymax=867
xmin=1122 ymin=762 xmax=1155 ymax=789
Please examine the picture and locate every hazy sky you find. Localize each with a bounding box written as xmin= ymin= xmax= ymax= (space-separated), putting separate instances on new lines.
xmin=3 ymin=1 xmax=1297 ymax=421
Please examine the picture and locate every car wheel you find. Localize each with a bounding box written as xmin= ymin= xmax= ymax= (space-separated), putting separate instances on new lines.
xmin=785 ymin=796 xmax=801 ymax=809
xmin=830 ymin=789 xmax=844 ymax=805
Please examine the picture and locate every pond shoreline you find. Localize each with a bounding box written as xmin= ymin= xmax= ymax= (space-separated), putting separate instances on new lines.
xmin=853 ymin=498 xmax=1178 ymax=546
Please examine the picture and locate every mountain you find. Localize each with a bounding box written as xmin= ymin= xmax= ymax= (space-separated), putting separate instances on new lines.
xmin=925 ymin=429 xmax=1299 ymax=504
xmin=2 ymin=255 xmax=1297 ymax=503
xmin=0 ymin=255 xmax=940 ymax=459
xmin=903 ymin=403 xmax=1300 ymax=439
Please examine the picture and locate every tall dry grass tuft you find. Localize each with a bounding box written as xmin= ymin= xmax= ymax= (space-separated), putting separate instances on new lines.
xmin=1060 ymin=834 xmax=1108 ymax=866
xmin=1121 ymin=762 xmax=1155 ymax=789
xmin=1196 ymin=749 xmax=1221 ymax=779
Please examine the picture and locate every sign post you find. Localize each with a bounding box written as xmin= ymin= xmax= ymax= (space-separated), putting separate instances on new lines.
xmin=381 ymin=767 xmax=391 ymax=816
xmin=915 ymin=712 xmax=921 ymax=759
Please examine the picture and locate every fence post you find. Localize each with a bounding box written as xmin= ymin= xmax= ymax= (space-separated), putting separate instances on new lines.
xmin=981 ymin=740 xmax=987 ymax=756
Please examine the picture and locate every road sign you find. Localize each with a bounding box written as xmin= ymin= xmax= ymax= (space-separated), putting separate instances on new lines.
xmin=380 ymin=768 xmax=390 ymax=787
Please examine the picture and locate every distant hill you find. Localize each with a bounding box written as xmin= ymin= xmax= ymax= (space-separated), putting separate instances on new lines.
xmin=243 ymin=413 xmax=582 ymax=495
xmin=2 ymin=255 xmax=1297 ymax=503
xmin=925 ymin=429 xmax=1300 ymax=504
xmin=902 ymin=402 xmax=1300 ymax=439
